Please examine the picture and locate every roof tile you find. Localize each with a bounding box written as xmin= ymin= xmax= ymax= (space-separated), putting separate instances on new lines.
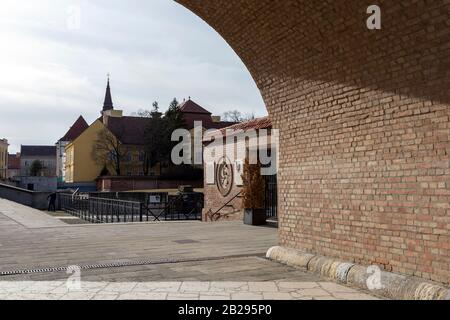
xmin=179 ymin=99 xmax=212 ymax=114
xmin=106 ymin=116 xmax=151 ymax=145
xmin=60 ymin=116 xmax=89 ymax=142
xmin=7 ymin=154 xmax=20 ymax=169
xmin=21 ymin=146 xmax=56 ymax=157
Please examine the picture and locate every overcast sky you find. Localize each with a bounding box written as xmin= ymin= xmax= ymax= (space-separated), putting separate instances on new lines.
xmin=0 ymin=0 xmax=265 ymax=153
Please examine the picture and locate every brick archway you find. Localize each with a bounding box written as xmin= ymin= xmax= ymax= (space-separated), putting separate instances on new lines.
xmin=175 ymin=0 xmax=450 ymax=284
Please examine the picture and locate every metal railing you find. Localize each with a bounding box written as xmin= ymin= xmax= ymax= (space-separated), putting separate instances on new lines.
xmin=59 ymin=193 xmax=144 ymax=223
xmin=142 ymin=194 xmax=203 ymax=221
xmin=58 ymin=192 xmax=203 ymax=223
xmin=205 ymin=191 xmax=242 ymax=222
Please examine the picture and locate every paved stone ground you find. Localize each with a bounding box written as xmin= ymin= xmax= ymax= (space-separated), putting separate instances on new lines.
xmin=0 ymin=280 xmax=379 ymax=300
xmin=43 ymin=210 xmax=89 ymax=224
xmin=0 ymin=199 xmax=276 ymax=271
xmin=0 ymin=198 xmax=380 ymax=300
xmin=0 ymin=199 xmax=66 ymax=228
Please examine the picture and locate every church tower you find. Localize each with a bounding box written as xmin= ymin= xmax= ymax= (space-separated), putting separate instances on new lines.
xmin=101 ymin=75 xmax=122 ymax=123
xmin=102 ymin=75 xmax=114 ymax=113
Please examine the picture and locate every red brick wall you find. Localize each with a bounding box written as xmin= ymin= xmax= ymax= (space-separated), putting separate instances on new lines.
xmin=97 ymin=176 xmax=203 ymax=192
xmin=202 ymin=132 xmax=273 ymax=222
xmin=202 ymin=142 xmax=244 ymax=222
xmin=178 ymin=0 xmax=450 ymax=284
xmin=202 ymin=184 xmax=243 ymax=222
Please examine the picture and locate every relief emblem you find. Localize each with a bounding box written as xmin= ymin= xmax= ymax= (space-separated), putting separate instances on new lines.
xmin=216 ymin=157 xmax=234 ymax=197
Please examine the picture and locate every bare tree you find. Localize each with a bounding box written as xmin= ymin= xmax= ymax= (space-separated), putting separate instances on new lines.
xmin=223 ymin=110 xmax=255 ymax=122
xmin=132 ymin=101 xmax=159 ymax=118
xmin=91 ymin=128 xmax=128 ymax=176
xmin=132 ymin=109 xmax=152 ymax=118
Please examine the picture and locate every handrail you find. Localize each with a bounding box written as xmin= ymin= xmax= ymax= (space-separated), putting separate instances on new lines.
xmin=207 ymin=191 xmax=242 ymax=221
xmin=0 ymin=182 xmax=34 ymax=194
xmin=89 ymin=196 xmax=141 ymax=205
xmin=58 ymin=192 xmax=203 ymax=223
xmin=60 ymin=193 xmax=141 ymax=205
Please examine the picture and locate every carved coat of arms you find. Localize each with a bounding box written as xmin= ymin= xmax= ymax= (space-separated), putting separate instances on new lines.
xmin=216 ymin=157 xmax=233 ymax=197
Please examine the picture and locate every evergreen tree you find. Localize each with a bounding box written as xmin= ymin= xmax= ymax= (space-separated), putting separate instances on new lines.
xmin=142 ymin=98 xmax=187 ymax=175
xmin=165 ymin=98 xmax=185 ymax=130
xmin=142 ymin=102 xmax=167 ymax=174
xmin=29 ymin=160 xmax=43 ymax=177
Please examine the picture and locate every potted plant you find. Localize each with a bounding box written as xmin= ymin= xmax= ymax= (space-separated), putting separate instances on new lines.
xmin=242 ymin=158 xmax=266 ymax=225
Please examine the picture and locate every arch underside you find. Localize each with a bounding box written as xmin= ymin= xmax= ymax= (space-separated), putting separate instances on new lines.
xmin=176 ymin=0 xmax=450 ymax=284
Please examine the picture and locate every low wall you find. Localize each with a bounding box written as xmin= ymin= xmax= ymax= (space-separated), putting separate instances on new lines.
xmin=0 ymin=183 xmax=51 ymax=210
xmin=97 ymin=176 xmax=203 ymax=192
xmin=202 ymin=176 xmax=244 ymax=222
xmin=17 ymin=176 xmax=57 ymax=192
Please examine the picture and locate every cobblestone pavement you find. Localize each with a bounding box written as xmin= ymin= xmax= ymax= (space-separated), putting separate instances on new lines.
xmin=0 ymin=280 xmax=379 ymax=300
xmin=0 ymin=198 xmax=381 ymax=300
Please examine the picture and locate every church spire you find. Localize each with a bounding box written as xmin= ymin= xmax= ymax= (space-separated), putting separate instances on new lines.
xmin=103 ymin=74 xmax=114 ymax=112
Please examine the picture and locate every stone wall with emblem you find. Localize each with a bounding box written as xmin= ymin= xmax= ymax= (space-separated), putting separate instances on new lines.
xmin=202 ymin=133 xmax=269 ymax=222
xmin=202 ymin=149 xmax=246 ymax=222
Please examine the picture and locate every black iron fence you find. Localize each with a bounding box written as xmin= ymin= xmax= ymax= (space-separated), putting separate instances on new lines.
xmin=58 ymin=192 xmax=203 ymax=223
xmin=143 ymin=193 xmax=203 ymax=221
xmin=264 ymin=174 xmax=278 ymax=220
xmin=59 ymin=194 xmax=143 ymax=223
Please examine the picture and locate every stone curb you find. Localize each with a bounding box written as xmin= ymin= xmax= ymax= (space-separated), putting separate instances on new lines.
xmin=266 ymin=246 xmax=449 ymax=300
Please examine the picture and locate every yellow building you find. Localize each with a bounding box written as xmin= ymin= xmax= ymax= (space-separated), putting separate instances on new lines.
xmin=65 ymin=119 xmax=106 ymax=183
xmin=64 ymin=78 xmax=154 ymax=183
xmin=0 ymin=139 xmax=8 ymax=180
xmin=63 ymin=80 xmax=231 ymax=184
xmin=64 ymin=116 xmax=160 ymax=183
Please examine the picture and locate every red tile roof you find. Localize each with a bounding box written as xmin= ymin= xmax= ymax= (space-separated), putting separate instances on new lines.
xmin=100 ymin=99 xmax=238 ymax=145
xmin=60 ymin=116 xmax=89 ymax=142
xmin=203 ymin=117 xmax=272 ymax=142
xmin=105 ymin=113 xmax=235 ymax=145
xmin=179 ymin=99 xmax=212 ymax=114
xmin=220 ymin=116 xmax=272 ymax=132
xmin=179 ymin=99 xmax=237 ymax=130
xmin=181 ymin=113 xmax=236 ymax=130
xmin=106 ymin=116 xmax=151 ymax=145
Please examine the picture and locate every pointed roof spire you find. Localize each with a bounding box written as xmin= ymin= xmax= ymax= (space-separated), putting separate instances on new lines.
xmin=103 ymin=74 xmax=114 ymax=112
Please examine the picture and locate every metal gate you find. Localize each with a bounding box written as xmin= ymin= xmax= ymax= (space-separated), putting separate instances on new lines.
xmin=143 ymin=193 xmax=203 ymax=221
xmin=264 ymin=174 xmax=278 ymax=220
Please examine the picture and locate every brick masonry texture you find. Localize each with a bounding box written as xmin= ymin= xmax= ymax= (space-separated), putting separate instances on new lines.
xmin=176 ymin=0 xmax=450 ymax=284
xmin=202 ymin=142 xmax=245 ymax=222
xmin=202 ymin=181 xmax=244 ymax=222
xmin=96 ymin=176 xmax=203 ymax=192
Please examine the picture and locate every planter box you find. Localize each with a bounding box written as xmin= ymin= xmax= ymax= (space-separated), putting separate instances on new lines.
xmin=244 ymin=208 xmax=267 ymax=226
